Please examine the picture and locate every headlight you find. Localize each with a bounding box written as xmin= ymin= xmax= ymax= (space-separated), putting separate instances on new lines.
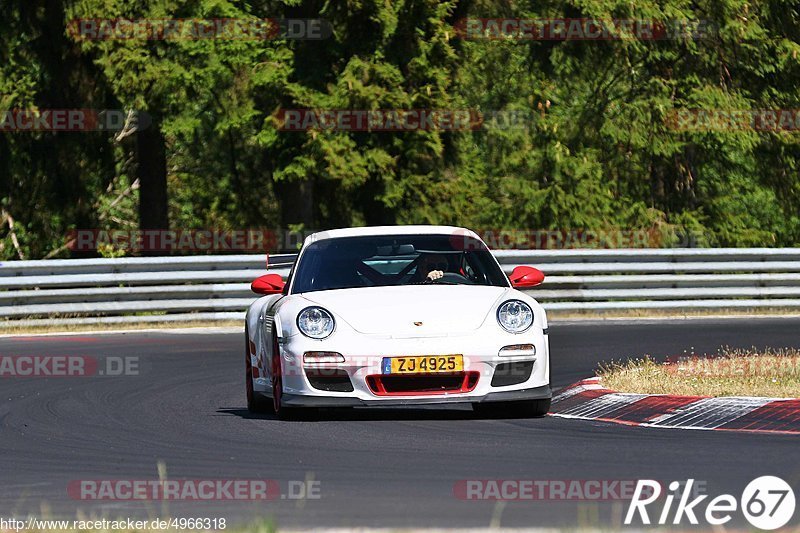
xmin=497 ymin=300 xmax=533 ymax=333
xmin=297 ymin=307 xmax=335 ymax=339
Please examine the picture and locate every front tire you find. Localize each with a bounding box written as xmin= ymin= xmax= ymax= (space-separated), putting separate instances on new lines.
xmin=271 ymin=332 xmax=308 ymax=421
xmin=473 ymin=398 xmax=551 ymax=418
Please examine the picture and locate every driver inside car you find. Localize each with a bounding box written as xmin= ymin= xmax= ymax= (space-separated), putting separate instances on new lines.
xmin=416 ymin=253 xmax=449 ymax=281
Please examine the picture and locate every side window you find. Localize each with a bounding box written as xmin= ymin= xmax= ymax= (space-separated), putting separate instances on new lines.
xmin=462 ymin=255 xmax=476 ymax=280
xmin=464 ymin=254 xmax=486 ymax=283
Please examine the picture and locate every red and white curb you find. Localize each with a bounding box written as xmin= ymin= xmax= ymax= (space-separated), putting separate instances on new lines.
xmin=550 ymin=377 xmax=800 ymax=435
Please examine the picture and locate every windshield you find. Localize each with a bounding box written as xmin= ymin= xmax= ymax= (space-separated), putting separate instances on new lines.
xmin=290 ymin=234 xmax=509 ymax=293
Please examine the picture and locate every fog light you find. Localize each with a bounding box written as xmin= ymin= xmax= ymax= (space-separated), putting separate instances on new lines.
xmin=498 ymin=344 xmax=536 ymax=356
xmin=303 ymin=351 xmax=345 ymax=364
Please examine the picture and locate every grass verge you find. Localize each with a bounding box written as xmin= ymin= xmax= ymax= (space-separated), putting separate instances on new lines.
xmin=598 ymin=347 xmax=800 ymax=398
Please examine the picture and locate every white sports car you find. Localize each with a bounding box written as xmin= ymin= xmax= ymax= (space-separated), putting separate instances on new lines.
xmin=244 ymin=225 xmax=550 ymax=419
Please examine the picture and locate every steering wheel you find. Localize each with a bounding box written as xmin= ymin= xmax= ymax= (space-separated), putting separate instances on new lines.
xmin=428 ymin=272 xmax=473 ymax=285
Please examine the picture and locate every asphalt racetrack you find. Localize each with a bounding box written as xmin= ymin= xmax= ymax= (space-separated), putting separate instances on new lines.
xmin=1 ymin=318 xmax=799 ymax=529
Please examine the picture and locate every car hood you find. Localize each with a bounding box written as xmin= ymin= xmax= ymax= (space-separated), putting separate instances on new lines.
xmin=299 ymin=285 xmax=509 ymax=336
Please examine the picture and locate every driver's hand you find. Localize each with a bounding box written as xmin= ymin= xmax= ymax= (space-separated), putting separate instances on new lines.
xmin=426 ymin=270 xmax=444 ymax=281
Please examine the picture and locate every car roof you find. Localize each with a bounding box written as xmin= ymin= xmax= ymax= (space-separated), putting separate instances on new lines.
xmin=304 ymin=225 xmax=481 ymax=245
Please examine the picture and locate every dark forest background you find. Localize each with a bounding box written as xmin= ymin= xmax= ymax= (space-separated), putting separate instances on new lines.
xmin=2 ymin=0 xmax=799 ymax=258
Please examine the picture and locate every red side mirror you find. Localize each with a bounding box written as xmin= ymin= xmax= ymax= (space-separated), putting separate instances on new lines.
xmin=251 ymin=273 xmax=285 ymax=295
xmin=509 ymin=265 xmax=545 ymax=288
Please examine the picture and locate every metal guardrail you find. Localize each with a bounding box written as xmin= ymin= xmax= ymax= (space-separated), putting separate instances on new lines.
xmin=2 ymin=249 xmax=800 ymax=326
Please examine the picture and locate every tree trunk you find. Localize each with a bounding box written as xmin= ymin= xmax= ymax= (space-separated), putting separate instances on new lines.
xmin=274 ymin=178 xmax=314 ymax=229
xmin=136 ymin=118 xmax=169 ymax=233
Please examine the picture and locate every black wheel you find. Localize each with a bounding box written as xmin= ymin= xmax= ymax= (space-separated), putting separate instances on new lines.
xmin=525 ymin=398 xmax=551 ymax=418
xmin=472 ymin=398 xmax=551 ymax=418
xmin=246 ymin=325 xmax=274 ymax=414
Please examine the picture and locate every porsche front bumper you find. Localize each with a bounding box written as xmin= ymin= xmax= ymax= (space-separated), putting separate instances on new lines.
xmin=256 ymin=327 xmax=551 ymax=407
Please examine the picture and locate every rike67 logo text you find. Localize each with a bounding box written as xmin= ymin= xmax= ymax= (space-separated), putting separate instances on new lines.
xmin=625 ymin=477 xmax=796 ymax=530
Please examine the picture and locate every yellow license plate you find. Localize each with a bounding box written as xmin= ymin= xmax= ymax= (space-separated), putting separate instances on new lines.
xmin=382 ymin=355 xmax=464 ymax=374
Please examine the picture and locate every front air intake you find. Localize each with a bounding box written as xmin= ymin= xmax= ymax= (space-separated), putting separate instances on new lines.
xmin=305 ymin=368 xmax=354 ymax=392
xmin=491 ymin=361 xmax=534 ymax=387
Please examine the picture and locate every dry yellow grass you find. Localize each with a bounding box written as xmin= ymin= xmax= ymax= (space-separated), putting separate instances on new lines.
xmin=598 ymin=347 xmax=800 ymax=398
